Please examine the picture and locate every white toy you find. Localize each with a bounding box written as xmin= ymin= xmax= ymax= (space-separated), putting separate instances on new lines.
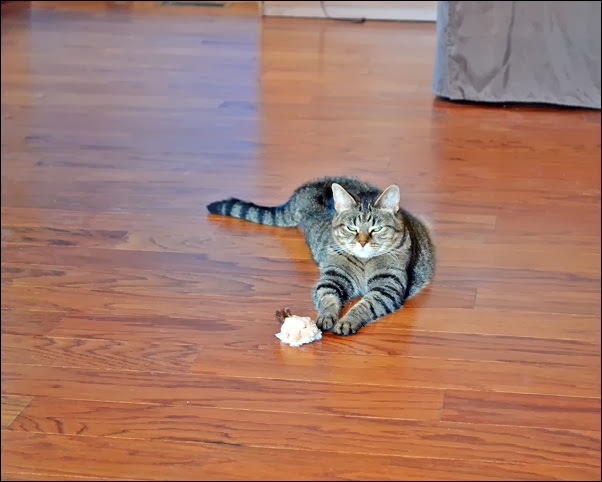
xmin=274 ymin=308 xmax=322 ymax=347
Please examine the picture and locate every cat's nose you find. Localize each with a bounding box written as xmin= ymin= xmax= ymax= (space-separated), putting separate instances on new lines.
xmin=358 ymin=240 xmax=368 ymax=247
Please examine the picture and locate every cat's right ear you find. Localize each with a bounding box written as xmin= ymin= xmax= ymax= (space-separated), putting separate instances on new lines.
xmin=332 ymin=183 xmax=357 ymax=213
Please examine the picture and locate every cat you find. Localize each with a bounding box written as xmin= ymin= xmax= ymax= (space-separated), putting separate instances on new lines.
xmin=207 ymin=176 xmax=435 ymax=336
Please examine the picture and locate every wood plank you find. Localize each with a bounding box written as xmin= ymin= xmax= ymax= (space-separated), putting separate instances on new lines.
xmin=1 ymin=395 xmax=32 ymax=429
xmin=442 ymin=390 xmax=601 ymax=432
xmin=9 ymin=397 xmax=600 ymax=468
xmin=437 ymin=242 xmax=599 ymax=275
xmin=40 ymin=310 xmax=601 ymax=367
xmin=0 ymin=284 xmax=319 ymax=320
xmin=2 ymin=262 xmax=314 ymax=301
xmin=316 ymin=328 xmax=600 ymax=366
xmin=436 ymin=266 xmax=601 ymax=316
xmin=476 ymin=286 xmax=601 ymax=316
xmin=1 ymin=226 xmax=128 ymax=249
xmin=48 ymin=313 xmax=277 ymax=347
xmin=48 ymin=308 xmax=602 ymax=343
xmin=1 ymin=309 xmax=67 ymax=336
xmin=0 ymin=206 xmax=222 ymax=234
xmin=0 ymin=276 xmax=476 ymax=318
xmin=9 ymin=310 xmax=596 ymax=372
xmin=0 ymin=364 xmax=444 ymax=421
xmin=3 ymin=431 xmax=600 ymax=481
xmin=11 ymin=247 xmax=594 ymax=316
xmin=190 ymin=346 xmax=601 ymax=397
xmin=380 ymin=306 xmax=601 ymax=341
xmin=0 ymin=473 xmax=125 ymax=481
xmin=1 ymin=244 xmax=321 ymax=277
xmin=1 ymin=334 xmax=201 ymax=373
xmin=2 ymin=263 xmax=314 ymax=298
xmin=0 ymin=178 xmax=229 ymax=215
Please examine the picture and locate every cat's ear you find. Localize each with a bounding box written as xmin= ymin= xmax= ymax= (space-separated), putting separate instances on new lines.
xmin=332 ymin=183 xmax=357 ymax=213
xmin=373 ymin=185 xmax=400 ymax=213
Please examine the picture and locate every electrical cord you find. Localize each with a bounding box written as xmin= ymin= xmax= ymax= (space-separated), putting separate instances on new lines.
xmin=320 ymin=0 xmax=366 ymax=23
xmin=259 ymin=1 xmax=366 ymax=24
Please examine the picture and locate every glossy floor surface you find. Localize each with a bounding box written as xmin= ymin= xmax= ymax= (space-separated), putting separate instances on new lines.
xmin=1 ymin=1 xmax=601 ymax=480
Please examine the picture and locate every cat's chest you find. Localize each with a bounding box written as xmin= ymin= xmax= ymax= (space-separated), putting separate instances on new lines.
xmin=349 ymin=261 xmax=374 ymax=295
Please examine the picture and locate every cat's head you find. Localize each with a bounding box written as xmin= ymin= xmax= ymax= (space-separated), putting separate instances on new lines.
xmin=331 ymin=183 xmax=404 ymax=259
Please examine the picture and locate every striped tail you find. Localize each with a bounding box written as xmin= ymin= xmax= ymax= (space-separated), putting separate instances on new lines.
xmin=206 ymin=198 xmax=300 ymax=227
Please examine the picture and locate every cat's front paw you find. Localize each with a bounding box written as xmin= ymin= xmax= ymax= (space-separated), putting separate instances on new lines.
xmin=332 ymin=319 xmax=361 ymax=336
xmin=316 ymin=314 xmax=337 ymax=331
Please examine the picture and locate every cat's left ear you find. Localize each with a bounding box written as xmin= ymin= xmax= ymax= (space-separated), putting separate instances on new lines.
xmin=373 ymin=185 xmax=400 ymax=213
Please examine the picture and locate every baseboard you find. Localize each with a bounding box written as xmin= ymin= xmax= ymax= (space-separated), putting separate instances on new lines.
xmin=261 ymin=3 xmax=437 ymax=22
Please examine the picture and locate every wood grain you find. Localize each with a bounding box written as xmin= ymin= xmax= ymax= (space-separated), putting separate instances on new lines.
xmin=190 ymin=347 xmax=600 ymax=397
xmin=0 ymin=473 xmax=126 ymax=481
xmin=2 ymin=0 xmax=600 ymax=479
xmin=2 ymin=226 xmax=128 ymax=249
xmin=1 ymin=309 xmax=67 ymax=336
xmin=2 ymin=261 xmax=317 ymax=299
xmin=2 ymin=431 xmax=600 ymax=481
xmin=0 ymin=276 xmax=477 ymax=318
xmin=441 ymin=390 xmax=602 ymax=432
xmin=1 ymin=364 xmax=444 ymax=421
xmin=1 ymin=395 xmax=32 ymax=429
xmin=47 ymin=308 xmax=602 ymax=342
xmin=1 ymin=334 xmax=201 ymax=373
xmin=32 ymin=308 xmax=602 ymax=366
xmin=7 ymin=397 xmax=600 ymax=468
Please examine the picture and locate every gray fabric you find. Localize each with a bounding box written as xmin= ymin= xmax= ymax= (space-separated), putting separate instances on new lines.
xmin=433 ymin=1 xmax=601 ymax=109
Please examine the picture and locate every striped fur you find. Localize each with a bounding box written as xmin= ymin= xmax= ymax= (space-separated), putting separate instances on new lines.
xmin=207 ymin=176 xmax=435 ymax=335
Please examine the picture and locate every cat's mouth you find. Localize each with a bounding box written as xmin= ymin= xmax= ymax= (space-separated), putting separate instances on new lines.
xmin=349 ymin=242 xmax=376 ymax=259
xmin=334 ymin=239 xmax=381 ymax=259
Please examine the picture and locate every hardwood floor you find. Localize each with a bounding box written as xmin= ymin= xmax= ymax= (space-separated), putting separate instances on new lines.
xmin=1 ymin=1 xmax=600 ymax=480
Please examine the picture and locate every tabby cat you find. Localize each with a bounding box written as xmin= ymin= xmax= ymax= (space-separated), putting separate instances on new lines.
xmin=207 ymin=176 xmax=435 ymax=336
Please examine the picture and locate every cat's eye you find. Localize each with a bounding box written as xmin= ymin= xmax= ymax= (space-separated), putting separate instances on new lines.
xmin=346 ymin=225 xmax=358 ymax=232
xmin=371 ymin=226 xmax=383 ymax=233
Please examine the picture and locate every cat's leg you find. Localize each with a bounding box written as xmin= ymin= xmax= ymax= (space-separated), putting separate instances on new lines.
xmin=332 ymin=270 xmax=406 ymax=336
xmin=312 ymin=266 xmax=355 ymax=331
